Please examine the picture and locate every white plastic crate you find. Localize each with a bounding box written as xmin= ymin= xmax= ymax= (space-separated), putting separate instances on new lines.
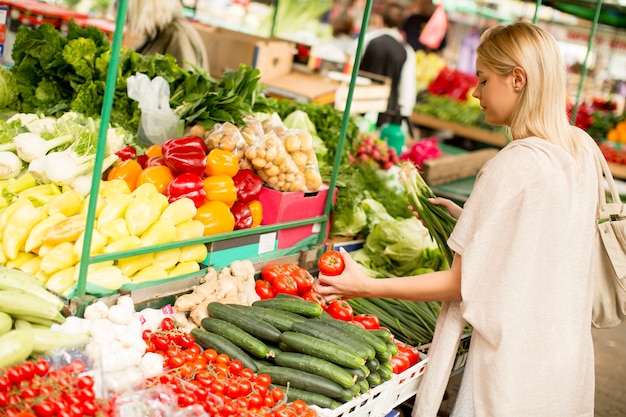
xmin=313 ymin=354 xmax=429 ymax=417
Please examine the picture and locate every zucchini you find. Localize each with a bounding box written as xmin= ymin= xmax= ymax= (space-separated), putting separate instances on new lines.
xmin=273 ymin=384 xmax=340 ymax=409
xmin=201 ymin=317 xmax=271 ymax=359
xmin=0 ymin=266 xmax=65 ymax=311
xmin=320 ymin=317 xmax=388 ymax=355
xmin=252 ymin=298 xmax=323 ymax=317
xmin=274 ymin=352 xmax=357 ymax=389
xmin=293 ymin=319 xmax=375 ymax=360
xmin=207 ymin=302 xmax=281 ymax=343
xmin=366 ymin=371 xmax=382 ymax=388
xmin=256 ymin=365 xmax=344 ymax=399
xmin=0 ymin=329 xmax=34 ymax=368
xmin=26 ymin=328 xmax=90 ymax=354
xmin=280 ymin=331 xmax=365 ymax=369
xmin=190 ymin=328 xmax=258 ymax=371
xmin=369 ymin=328 xmax=393 ymax=341
xmin=0 ymin=290 xmax=65 ymax=324
xmin=0 ymin=311 xmax=12 ymax=335
xmin=229 ymin=304 xmax=306 ymax=332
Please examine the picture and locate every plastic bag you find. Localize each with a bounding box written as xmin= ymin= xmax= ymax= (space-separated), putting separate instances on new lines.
xmin=261 ymin=113 xmax=288 ymax=136
xmin=244 ymin=131 xmax=305 ymax=192
xmin=240 ymin=115 xmax=264 ymax=147
xmin=204 ymin=122 xmax=248 ymax=160
xmin=280 ymin=129 xmax=323 ymax=191
xmin=127 ymin=73 xmax=179 ymax=147
xmin=419 ymin=4 xmax=448 ymax=50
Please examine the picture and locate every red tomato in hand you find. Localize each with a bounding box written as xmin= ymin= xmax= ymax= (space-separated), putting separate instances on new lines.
xmin=290 ymin=267 xmax=314 ymax=294
xmin=318 ymin=250 xmax=345 ymax=276
xmin=352 ymin=314 xmax=380 ymax=329
xmin=326 ymin=299 xmax=353 ymax=321
xmin=255 ymin=279 xmax=275 ymax=299
xmin=261 ymin=263 xmax=287 ymax=284
xmin=302 ymin=290 xmax=327 ymax=310
xmin=272 ymin=275 xmax=299 ymax=296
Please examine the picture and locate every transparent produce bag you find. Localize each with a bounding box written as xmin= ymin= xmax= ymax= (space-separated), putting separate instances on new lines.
xmin=244 ymin=131 xmax=305 ymax=192
xmin=204 ymin=122 xmax=248 ymax=159
xmin=280 ymin=129 xmax=323 ymax=191
xmin=127 ymin=73 xmax=179 ymax=147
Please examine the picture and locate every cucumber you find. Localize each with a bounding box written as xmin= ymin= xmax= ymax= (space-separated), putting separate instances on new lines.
xmin=369 ymin=328 xmax=393 ymax=341
xmin=366 ymin=371 xmax=382 ymax=388
xmin=229 ymin=304 xmax=306 ymax=332
xmin=0 ymin=311 xmax=12 ymax=335
xmin=207 ymin=302 xmax=281 ymax=343
xmin=293 ymin=319 xmax=375 ymax=360
xmin=201 ymin=317 xmax=271 ymax=359
xmin=256 ymin=365 xmax=343 ymax=399
xmin=273 ymin=385 xmax=340 ymax=409
xmin=377 ymin=361 xmax=393 ymax=382
xmin=338 ymin=383 xmax=361 ymax=402
xmin=280 ymin=331 xmax=365 ymax=369
xmin=365 ymin=358 xmax=380 ymax=373
xmin=252 ymin=298 xmax=323 ymax=317
xmin=191 ymin=328 xmax=258 ymax=372
xmin=345 ymin=366 xmax=367 ymax=382
xmin=320 ymin=317 xmax=388 ymax=355
xmin=386 ymin=341 xmax=399 ymax=356
xmin=376 ymin=348 xmax=392 ymax=363
xmin=0 ymin=329 xmax=34 ymax=368
xmin=274 ymin=352 xmax=357 ymax=389
xmin=358 ymin=378 xmax=370 ymax=394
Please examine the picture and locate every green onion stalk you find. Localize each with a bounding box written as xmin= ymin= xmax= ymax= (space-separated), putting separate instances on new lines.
xmin=398 ymin=161 xmax=456 ymax=267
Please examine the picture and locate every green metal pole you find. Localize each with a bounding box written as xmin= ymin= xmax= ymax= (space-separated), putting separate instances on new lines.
xmin=270 ymin=0 xmax=279 ymax=37
xmin=74 ymin=0 xmax=129 ymax=298
xmin=316 ymin=0 xmax=373 ymax=248
xmin=532 ymin=0 xmax=541 ymax=24
xmin=571 ymin=0 xmax=603 ymax=125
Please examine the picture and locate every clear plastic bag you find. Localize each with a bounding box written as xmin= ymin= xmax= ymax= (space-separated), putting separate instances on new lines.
xmin=240 ymin=116 xmax=264 ymax=147
xmin=280 ymin=129 xmax=323 ymax=191
xmin=204 ymin=122 xmax=247 ymax=160
xmin=244 ymin=131 xmax=305 ymax=192
xmin=127 ymin=73 xmax=179 ymax=147
xmin=261 ymin=113 xmax=288 ymax=136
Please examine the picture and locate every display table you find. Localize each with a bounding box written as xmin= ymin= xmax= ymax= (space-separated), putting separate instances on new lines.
xmin=410 ymin=112 xmax=507 ymax=148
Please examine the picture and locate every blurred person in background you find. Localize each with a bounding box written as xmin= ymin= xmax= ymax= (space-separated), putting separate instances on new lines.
xmin=126 ymin=0 xmax=209 ymax=72
xmin=404 ymin=0 xmax=447 ymax=53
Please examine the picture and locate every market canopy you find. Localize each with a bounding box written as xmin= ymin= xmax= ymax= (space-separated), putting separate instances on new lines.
xmin=538 ymin=0 xmax=626 ymax=28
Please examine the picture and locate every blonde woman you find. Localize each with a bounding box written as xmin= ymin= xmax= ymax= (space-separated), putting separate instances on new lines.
xmin=126 ymin=0 xmax=208 ymax=72
xmin=316 ymin=21 xmax=599 ymax=416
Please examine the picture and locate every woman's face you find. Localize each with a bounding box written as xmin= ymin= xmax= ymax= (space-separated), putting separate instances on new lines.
xmin=472 ymin=58 xmax=519 ymax=126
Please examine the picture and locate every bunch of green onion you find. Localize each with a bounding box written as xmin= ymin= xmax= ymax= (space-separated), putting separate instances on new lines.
xmin=398 ymin=161 xmax=457 ymax=267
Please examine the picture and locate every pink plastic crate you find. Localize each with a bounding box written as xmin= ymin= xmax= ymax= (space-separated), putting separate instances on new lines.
xmin=258 ymin=185 xmax=336 ymax=249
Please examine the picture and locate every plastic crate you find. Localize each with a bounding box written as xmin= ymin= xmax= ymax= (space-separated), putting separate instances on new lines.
xmin=383 ymin=353 xmax=429 ymax=411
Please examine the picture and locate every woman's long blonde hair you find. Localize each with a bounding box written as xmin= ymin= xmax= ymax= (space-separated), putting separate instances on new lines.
xmin=477 ymin=21 xmax=582 ymax=159
xmin=127 ymin=0 xmax=184 ymax=39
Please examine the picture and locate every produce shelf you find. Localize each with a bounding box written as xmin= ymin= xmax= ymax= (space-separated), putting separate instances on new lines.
xmin=410 ymin=112 xmax=508 ymax=148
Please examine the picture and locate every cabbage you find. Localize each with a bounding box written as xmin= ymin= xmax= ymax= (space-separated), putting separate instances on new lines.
xmin=0 ymin=67 xmax=18 ymax=110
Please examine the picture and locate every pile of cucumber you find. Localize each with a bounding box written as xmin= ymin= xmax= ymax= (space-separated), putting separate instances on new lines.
xmin=190 ymin=297 xmax=400 ymax=410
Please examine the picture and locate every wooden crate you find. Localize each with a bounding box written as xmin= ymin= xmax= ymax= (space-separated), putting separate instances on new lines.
xmin=422 ymin=148 xmax=499 ymax=186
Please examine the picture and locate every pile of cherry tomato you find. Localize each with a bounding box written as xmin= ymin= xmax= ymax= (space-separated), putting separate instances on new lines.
xmin=0 ymin=358 xmax=111 ymax=417
xmin=144 ymin=318 xmax=318 ymax=417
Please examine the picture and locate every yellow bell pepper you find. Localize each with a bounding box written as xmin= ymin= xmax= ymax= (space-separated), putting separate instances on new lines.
xmin=98 ymin=194 xmax=133 ymax=224
xmin=153 ymin=248 xmax=181 ymax=270
xmin=40 ymin=242 xmax=77 ymax=275
xmin=248 ymin=199 xmax=263 ymax=228
xmin=131 ymin=182 xmax=159 ymax=199
xmin=117 ymin=253 xmax=154 ymax=277
xmin=83 ymin=265 xmax=130 ymax=291
xmin=160 ymin=198 xmax=197 ymax=226
xmin=140 ymin=218 xmax=177 ymax=248
xmin=45 ymin=266 xmax=76 ymax=296
xmin=175 ymin=220 xmax=206 ymax=241
xmin=205 ymin=149 xmax=239 ymax=178
xmin=97 ymin=218 xmax=130 ymax=242
xmin=150 ymin=192 xmax=170 ymax=216
xmin=130 ymin=265 xmax=169 ymax=283
xmin=18 ymin=183 xmax=62 ymax=206
xmin=42 ymin=214 xmax=86 ymax=246
xmin=36 ymin=243 xmax=56 ymax=258
xmin=24 ymin=212 xmax=66 ymax=253
xmin=47 ymin=189 xmax=84 ymax=217
xmin=126 ymin=196 xmax=160 ymax=236
xmin=19 ymin=255 xmax=42 ymax=276
xmin=103 ymin=236 xmax=142 ymax=254
xmin=168 ymin=261 xmax=201 ymax=277
xmin=100 ymin=179 xmax=131 ymax=199
xmin=0 ymin=198 xmax=32 ymax=235
xmin=5 ymin=252 xmax=36 ymax=269
xmin=3 ymin=201 xmax=43 ymax=260
xmin=5 ymin=173 xmax=37 ymax=195
xmin=73 ymin=229 xmax=107 ymax=258
xmin=80 ymin=194 xmax=105 ymax=218
xmin=179 ymin=244 xmax=209 ymax=263
xmin=203 ymin=175 xmax=237 ymax=207
xmin=193 ymin=201 xmax=235 ymax=236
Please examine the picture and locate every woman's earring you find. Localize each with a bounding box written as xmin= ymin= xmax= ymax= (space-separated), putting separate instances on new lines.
xmin=514 ymin=86 xmax=521 ymax=91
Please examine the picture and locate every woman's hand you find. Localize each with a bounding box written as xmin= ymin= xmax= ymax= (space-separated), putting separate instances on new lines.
xmin=314 ymin=248 xmax=373 ymax=302
xmin=410 ymin=197 xmax=463 ymax=223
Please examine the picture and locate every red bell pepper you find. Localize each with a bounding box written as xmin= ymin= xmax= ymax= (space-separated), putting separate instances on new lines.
xmin=232 ymin=169 xmax=263 ymax=203
xmin=230 ymin=201 xmax=253 ymax=230
xmin=162 ymin=137 xmax=208 ymax=177
xmin=116 ymin=146 xmax=137 ymax=161
xmin=167 ymin=173 xmax=207 ymax=208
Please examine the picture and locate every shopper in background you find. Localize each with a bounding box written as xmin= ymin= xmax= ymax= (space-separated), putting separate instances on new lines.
xmin=404 ymin=0 xmax=447 ymax=53
xmin=358 ymin=2 xmax=416 ymax=126
xmin=316 ymin=21 xmax=598 ymax=417
xmin=126 ymin=0 xmax=209 ymax=72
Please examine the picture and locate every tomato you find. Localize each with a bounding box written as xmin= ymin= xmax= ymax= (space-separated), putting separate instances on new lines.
xmin=318 ymin=250 xmax=345 ymax=276
xmin=352 ymin=313 xmax=380 ymax=329
xmin=272 ymin=275 xmax=299 ymax=296
xmin=19 ymin=362 xmax=35 ymax=380
xmin=160 ymin=317 xmax=175 ymax=331
xmin=292 ymin=399 xmax=308 ymax=414
xmin=290 ymin=267 xmax=314 ymax=295
xmin=177 ymin=333 xmax=195 ymax=349
xmin=6 ymin=367 xmax=23 ymax=385
xmin=228 ymin=359 xmax=244 ymax=375
xmin=255 ymin=279 xmax=275 ymax=299
xmin=32 ymin=400 xmax=56 ymax=417
xmin=326 ymin=299 xmax=353 ymax=321
xmin=302 ymin=290 xmax=327 ymax=310
xmin=271 ymin=387 xmax=285 ymax=402
xmin=261 ymin=263 xmax=286 ymax=284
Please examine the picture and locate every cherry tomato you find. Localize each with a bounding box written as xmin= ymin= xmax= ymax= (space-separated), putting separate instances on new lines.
xmin=255 ymin=279 xmax=275 ymax=299
xmin=160 ymin=317 xmax=176 ymax=331
xmin=292 ymin=399 xmax=308 ymax=414
xmin=260 ymin=263 xmax=286 ymax=284
xmin=177 ymin=333 xmax=195 ymax=349
xmin=271 ymin=387 xmax=285 ymax=402
xmin=352 ymin=313 xmax=380 ymax=329
xmin=228 ymin=359 xmax=244 ymax=375
xmin=272 ymin=275 xmax=298 ymax=296
xmin=290 ymin=267 xmax=314 ymax=295
xmin=318 ymin=250 xmax=345 ymax=276
xmin=326 ymin=299 xmax=354 ymax=321
xmin=6 ymin=367 xmax=23 ymax=385
xmin=302 ymin=290 xmax=327 ymax=310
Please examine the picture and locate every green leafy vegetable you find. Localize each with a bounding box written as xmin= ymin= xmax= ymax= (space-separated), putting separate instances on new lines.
xmin=0 ymin=67 xmax=18 ymax=110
